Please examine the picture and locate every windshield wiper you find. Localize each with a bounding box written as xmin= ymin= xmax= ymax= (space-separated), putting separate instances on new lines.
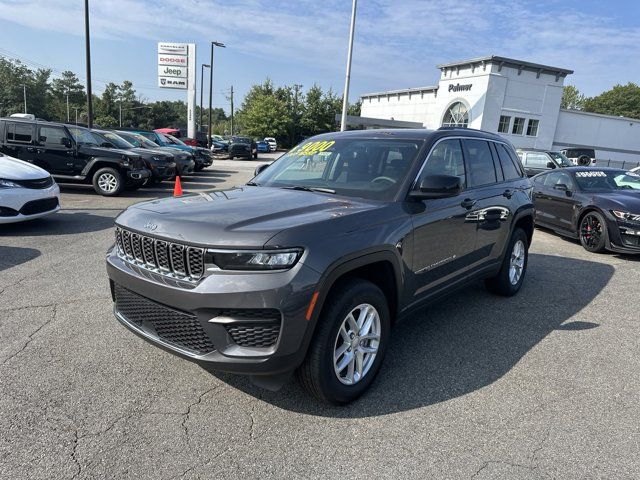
xmin=281 ymin=185 xmax=335 ymax=194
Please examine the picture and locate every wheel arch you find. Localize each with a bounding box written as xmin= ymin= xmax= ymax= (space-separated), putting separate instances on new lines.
xmin=82 ymin=157 xmax=125 ymax=178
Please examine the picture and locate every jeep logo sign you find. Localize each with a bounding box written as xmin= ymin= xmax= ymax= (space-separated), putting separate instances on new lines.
xmin=158 ymin=65 xmax=187 ymax=78
xmin=448 ymin=83 xmax=472 ymax=92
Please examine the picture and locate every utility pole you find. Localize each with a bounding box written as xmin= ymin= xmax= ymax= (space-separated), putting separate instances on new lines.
xmin=23 ymin=84 xmax=27 ymax=113
xmin=84 ymin=0 xmax=93 ymax=128
xmin=229 ymin=85 xmax=234 ymax=136
xmin=199 ymin=64 xmax=210 ymax=132
xmin=119 ymin=102 xmax=122 ymax=127
xmin=340 ymin=0 xmax=357 ymax=131
xmin=66 ymin=93 xmax=70 ymax=122
xmin=292 ymin=84 xmax=302 ymax=145
xmin=208 ymin=41 xmax=226 ymax=149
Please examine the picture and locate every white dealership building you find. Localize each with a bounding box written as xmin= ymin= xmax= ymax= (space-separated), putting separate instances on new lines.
xmin=359 ymin=55 xmax=640 ymax=163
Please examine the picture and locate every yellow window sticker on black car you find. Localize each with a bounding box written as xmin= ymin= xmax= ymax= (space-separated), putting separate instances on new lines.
xmin=290 ymin=140 xmax=336 ymax=156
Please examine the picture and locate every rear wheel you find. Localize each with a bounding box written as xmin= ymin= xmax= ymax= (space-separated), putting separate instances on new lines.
xmin=92 ymin=167 xmax=123 ymax=196
xmin=485 ymin=228 xmax=529 ymax=296
xmin=578 ymin=155 xmax=591 ymax=166
xmin=579 ymin=212 xmax=607 ymax=253
xmin=297 ymin=279 xmax=390 ymax=404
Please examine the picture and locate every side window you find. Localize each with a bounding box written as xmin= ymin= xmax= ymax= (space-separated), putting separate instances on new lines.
xmin=505 ymin=146 xmax=526 ymax=177
xmin=543 ymin=172 xmax=565 ymax=187
xmin=495 ymin=143 xmax=523 ymax=180
xmin=6 ymin=122 xmax=33 ymax=143
xmin=462 ymin=139 xmax=497 ymax=187
xmin=489 ymin=143 xmax=504 ymax=182
xmin=533 ymin=174 xmax=546 ymax=185
xmin=38 ymin=126 xmax=68 ymax=146
xmin=419 ymin=139 xmax=466 ymax=186
xmin=525 ymin=153 xmax=550 ymax=168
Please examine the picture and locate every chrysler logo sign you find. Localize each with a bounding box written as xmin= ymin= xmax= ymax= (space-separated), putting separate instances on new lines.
xmin=449 ymin=83 xmax=472 ymax=92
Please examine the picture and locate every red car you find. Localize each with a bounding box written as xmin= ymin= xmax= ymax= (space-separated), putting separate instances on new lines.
xmin=154 ymin=128 xmax=199 ymax=147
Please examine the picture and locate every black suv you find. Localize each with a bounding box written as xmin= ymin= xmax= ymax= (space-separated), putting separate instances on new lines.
xmin=228 ymin=136 xmax=258 ymax=159
xmin=0 ymin=118 xmax=149 ymax=196
xmin=107 ymin=128 xmax=534 ymax=404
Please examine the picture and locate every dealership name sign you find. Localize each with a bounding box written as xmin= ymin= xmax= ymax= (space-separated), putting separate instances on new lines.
xmin=448 ymin=83 xmax=472 ymax=92
xmin=157 ymin=42 xmax=197 ymax=137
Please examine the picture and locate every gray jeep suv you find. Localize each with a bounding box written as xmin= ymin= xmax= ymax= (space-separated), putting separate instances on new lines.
xmin=107 ymin=128 xmax=534 ymax=404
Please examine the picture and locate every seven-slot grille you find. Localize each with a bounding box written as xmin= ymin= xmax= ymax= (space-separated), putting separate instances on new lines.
xmin=115 ymin=227 xmax=205 ymax=281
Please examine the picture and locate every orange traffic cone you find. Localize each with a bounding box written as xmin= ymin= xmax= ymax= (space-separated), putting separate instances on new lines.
xmin=173 ymin=176 xmax=183 ymax=196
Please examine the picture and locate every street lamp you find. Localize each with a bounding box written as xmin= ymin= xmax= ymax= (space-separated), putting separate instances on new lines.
xmin=200 ymin=63 xmax=210 ymax=132
xmin=340 ymin=0 xmax=357 ymax=132
xmin=208 ymin=41 xmax=226 ymax=149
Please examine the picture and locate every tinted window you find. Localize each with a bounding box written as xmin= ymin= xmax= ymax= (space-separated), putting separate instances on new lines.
xmin=525 ymin=153 xmax=550 ymax=168
xmin=495 ymin=143 xmax=522 ymax=180
xmin=505 ymin=147 xmax=526 ymax=177
xmin=38 ymin=126 xmax=68 ymax=146
xmin=543 ymin=171 xmax=572 ymax=188
xmin=490 ymin=143 xmax=504 ymax=182
xmin=419 ymin=139 xmax=466 ymax=186
xmin=462 ymin=139 xmax=497 ymax=187
xmin=6 ymin=122 xmax=33 ymax=143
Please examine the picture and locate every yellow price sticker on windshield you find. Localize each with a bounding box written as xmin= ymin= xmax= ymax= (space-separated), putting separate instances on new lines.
xmin=290 ymin=140 xmax=335 ymax=156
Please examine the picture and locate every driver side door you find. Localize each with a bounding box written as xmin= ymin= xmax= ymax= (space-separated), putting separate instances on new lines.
xmin=36 ymin=125 xmax=75 ymax=174
xmin=408 ymin=138 xmax=478 ymax=303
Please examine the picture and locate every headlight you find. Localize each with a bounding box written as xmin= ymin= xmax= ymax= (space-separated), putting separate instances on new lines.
xmin=206 ymin=248 xmax=303 ymax=271
xmin=612 ymin=210 xmax=640 ymax=222
xmin=121 ymin=155 xmax=130 ymax=167
xmin=0 ymin=178 xmax=20 ymax=188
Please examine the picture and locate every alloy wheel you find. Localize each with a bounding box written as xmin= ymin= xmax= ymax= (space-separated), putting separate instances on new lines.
xmin=98 ymin=172 xmax=118 ymax=193
xmin=333 ymin=303 xmax=381 ymax=385
xmin=580 ymin=215 xmax=603 ymax=248
xmin=509 ymin=239 xmax=525 ymax=285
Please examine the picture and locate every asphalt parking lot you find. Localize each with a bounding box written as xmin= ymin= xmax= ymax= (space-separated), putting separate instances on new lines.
xmin=1 ymin=152 xmax=639 ymax=479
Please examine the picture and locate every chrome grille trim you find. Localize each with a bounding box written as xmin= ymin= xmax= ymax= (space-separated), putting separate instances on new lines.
xmin=114 ymin=227 xmax=205 ymax=283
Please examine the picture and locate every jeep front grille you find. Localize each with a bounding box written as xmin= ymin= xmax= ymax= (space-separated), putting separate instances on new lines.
xmin=115 ymin=227 xmax=205 ymax=282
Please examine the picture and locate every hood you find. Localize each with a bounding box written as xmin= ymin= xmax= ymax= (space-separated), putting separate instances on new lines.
xmin=115 ymin=186 xmax=383 ymax=248
xmin=594 ymin=191 xmax=640 ymax=213
xmin=0 ymin=154 xmax=50 ymax=180
xmin=128 ymin=147 xmax=172 ymax=161
xmin=78 ymin=144 xmax=135 ymax=158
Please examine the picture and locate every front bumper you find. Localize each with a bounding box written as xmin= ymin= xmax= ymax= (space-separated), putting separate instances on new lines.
xmin=0 ymin=183 xmax=61 ymax=224
xmin=106 ymin=248 xmax=321 ymax=375
xmin=149 ymin=162 xmax=177 ymax=181
xmin=607 ymin=217 xmax=640 ymax=254
xmin=175 ymin=160 xmax=195 ymax=176
xmin=126 ymin=168 xmax=151 ymax=181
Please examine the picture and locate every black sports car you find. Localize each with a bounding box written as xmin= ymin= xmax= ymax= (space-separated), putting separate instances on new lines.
xmin=532 ymin=167 xmax=640 ymax=254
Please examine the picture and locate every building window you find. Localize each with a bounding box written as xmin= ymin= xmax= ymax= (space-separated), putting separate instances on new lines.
xmin=526 ymin=119 xmax=539 ymax=136
xmin=512 ymin=117 xmax=525 ymax=135
xmin=442 ymin=102 xmax=469 ymax=128
xmin=498 ymin=115 xmax=511 ymax=133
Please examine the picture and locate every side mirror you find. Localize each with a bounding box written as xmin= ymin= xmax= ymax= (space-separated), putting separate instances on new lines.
xmin=39 ymin=136 xmax=47 ymax=143
xmin=410 ymin=174 xmax=462 ymax=199
xmin=546 ymin=161 xmax=556 ymax=169
xmin=61 ymin=137 xmax=72 ymax=148
xmin=254 ymin=164 xmax=269 ymax=176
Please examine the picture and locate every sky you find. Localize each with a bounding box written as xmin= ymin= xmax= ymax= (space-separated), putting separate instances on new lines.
xmin=1 ymin=0 xmax=640 ymax=114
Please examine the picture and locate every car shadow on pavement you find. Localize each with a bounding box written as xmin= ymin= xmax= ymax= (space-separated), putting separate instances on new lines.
xmin=213 ymin=253 xmax=614 ymax=417
xmin=0 ymin=246 xmax=41 ymax=272
xmin=0 ymin=211 xmax=116 ymax=236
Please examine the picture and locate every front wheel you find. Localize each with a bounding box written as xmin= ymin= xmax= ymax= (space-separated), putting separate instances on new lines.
xmin=92 ymin=167 xmax=123 ymax=196
xmin=297 ymin=279 xmax=390 ymax=404
xmin=485 ymin=228 xmax=529 ymax=296
xmin=579 ymin=212 xmax=607 ymax=253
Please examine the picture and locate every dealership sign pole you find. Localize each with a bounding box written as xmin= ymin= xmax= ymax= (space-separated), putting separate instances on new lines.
xmin=157 ymin=42 xmax=197 ymax=139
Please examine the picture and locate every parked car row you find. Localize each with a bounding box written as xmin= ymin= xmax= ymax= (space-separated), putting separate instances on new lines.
xmin=0 ymin=116 xmax=214 ymax=198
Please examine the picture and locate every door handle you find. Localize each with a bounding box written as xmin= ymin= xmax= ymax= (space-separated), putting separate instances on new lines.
xmin=503 ymin=189 xmax=514 ymax=199
xmin=461 ymin=198 xmax=476 ymax=209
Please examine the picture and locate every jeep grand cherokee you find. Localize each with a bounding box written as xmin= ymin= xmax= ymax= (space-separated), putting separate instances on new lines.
xmin=106 ymin=128 xmax=534 ymax=404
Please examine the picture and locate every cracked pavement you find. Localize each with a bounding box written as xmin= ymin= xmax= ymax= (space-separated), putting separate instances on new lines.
xmin=1 ymin=157 xmax=639 ymax=479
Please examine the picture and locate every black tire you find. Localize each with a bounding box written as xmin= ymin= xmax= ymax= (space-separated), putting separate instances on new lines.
xmin=297 ymin=279 xmax=390 ymax=405
xmin=579 ymin=211 xmax=608 ymax=253
xmin=485 ymin=228 xmax=529 ymax=296
xmin=92 ymin=167 xmax=124 ymax=196
xmin=578 ymin=155 xmax=591 ymax=166
xmin=253 ymin=152 xmax=258 ymax=159
xmin=194 ymin=164 xmax=204 ymax=172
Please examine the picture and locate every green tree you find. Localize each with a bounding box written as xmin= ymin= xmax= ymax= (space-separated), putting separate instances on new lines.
xmin=561 ymin=85 xmax=585 ymax=110
xmin=347 ymin=100 xmax=362 ymax=116
xmin=50 ymin=70 xmax=85 ymax=122
xmin=300 ymin=85 xmax=341 ymax=137
xmin=235 ymin=80 xmax=291 ymax=139
xmin=583 ymin=83 xmax=640 ymax=119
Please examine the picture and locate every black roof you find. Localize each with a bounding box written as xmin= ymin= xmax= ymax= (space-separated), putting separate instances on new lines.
xmin=310 ymin=127 xmax=507 ymax=142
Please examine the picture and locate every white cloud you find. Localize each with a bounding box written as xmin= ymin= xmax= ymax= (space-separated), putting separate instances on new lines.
xmin=1 ymin=0 xmax=639 ymax=96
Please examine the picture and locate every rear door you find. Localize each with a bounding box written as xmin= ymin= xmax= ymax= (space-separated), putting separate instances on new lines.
xmin=461 ymin=139 xmax=513 ymax=265
xmin=36 ymin=125 xmax=75 ymax=174
xmin=540 ymin=171 xmax=578 ymax=231
xmin=409 ymin=138 xmax=478 ymax=301
xmin=3 ymin=121 xmax=35 ymax=161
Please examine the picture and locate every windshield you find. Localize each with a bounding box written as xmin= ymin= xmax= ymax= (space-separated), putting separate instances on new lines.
xmin=68 ymin=127 xmax=101 ymax=146
xmin=100 ymin=132 xmax=133 ymax=149
xmin=574 ymin=170 xmax=640 ymax=191
xmin=232 ymin=136 xmax=251 ymax=144
xmin=252 ymin=137 xmax=422 ymax=201
xmin=548 ymin=152 xmax=573 ymax=167
xmin=165 ymin=133 xmax=187 ymax=146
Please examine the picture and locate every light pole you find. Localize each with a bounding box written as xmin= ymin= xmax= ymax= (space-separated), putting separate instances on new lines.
xmin=340 ymin=0 xmax=357 ymax=132
xmin=23 ymin=84 xmax=27 ymax=113
xmin=200 ymin=63 xmax=210 ymax=132
xmin=66 ymin=93 xmax=70 ymax=122
xmin=84 ymin=0 xmax=93 ymax=128
xmin=208 ymin=41 xmax=226 ymax=149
